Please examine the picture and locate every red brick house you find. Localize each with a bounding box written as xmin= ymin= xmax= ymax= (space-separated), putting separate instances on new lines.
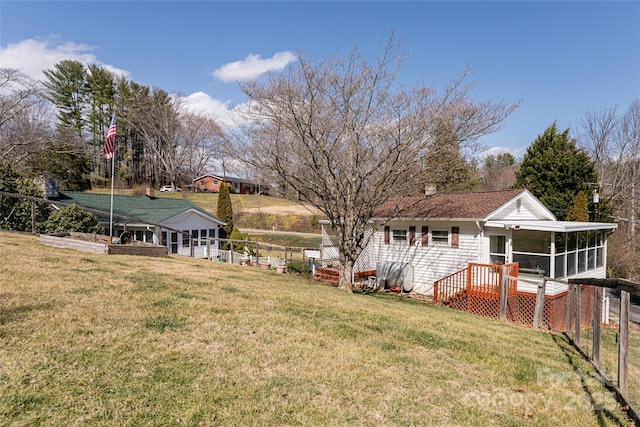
xmin=192 ymin=174 xmax=268 ymax=195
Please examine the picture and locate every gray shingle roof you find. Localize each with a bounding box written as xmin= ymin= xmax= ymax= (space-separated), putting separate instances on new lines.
xmin=56 ymin=192 xmax=222 ymax=225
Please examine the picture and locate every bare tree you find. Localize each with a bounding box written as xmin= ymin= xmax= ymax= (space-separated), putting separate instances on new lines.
xmin=233 ymin=34 xmax=518 ymax=291
xmin=177 ymin=111 xmax=225 ymax=180
xmin=129 ymin=87 xmax=182 ymax=188
xmin=0 ymin=68 xmax=53 ymax=167
xmin=579 ymin=100 xmax=640 ymax=280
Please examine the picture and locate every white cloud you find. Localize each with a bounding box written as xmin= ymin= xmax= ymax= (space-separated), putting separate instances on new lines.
xmin=0 ymin=36 xmax=129 ymax=81
xmin=213 ymin=51 xmax=297 ymax=83
xmin=478 ymin=145 xmax=528 ymax=161
xmin=180 ymin=91 xmax=251 ymax=129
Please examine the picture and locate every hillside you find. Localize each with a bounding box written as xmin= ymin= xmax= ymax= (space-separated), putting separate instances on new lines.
xmin=89 ymin=188 xmax=322 ymax=236
xmin=0 ymin=231 xmax=631 ymax=426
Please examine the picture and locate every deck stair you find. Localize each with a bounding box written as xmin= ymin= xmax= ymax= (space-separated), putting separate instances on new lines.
xmin=311 ymin=268 xmax=378 ymax=287
xmin=311 ymin=267 xmax=340 ymax=286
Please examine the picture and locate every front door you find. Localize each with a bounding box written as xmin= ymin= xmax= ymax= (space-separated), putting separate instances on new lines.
xmin=489 ymin=235 xmax=507 ymax=264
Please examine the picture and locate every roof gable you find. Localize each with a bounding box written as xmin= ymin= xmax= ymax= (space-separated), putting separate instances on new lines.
xmin=373 ymin=189 xmax=532 ymax=220
xmin=485 ymin=190 xmax=556 ymax=221
xmin=56 ymin=192 xmax=223 ymax=225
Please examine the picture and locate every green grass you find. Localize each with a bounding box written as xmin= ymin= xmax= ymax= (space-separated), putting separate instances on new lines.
xmin=0 ymin=231 xmax=634 ymax=426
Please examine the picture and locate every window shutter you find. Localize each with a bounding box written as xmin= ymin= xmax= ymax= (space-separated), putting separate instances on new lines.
xmin=409 ymin=226 xmax=416 ymax=245
xmin=421 ymin=226 xmax=429 ymax=246
xmin=451 ymin=227 xmax=460 ymax=249
xmin=384 ymin=226 xmax=390 ymax=245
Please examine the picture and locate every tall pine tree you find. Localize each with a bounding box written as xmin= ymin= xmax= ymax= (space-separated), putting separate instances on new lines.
xmin=216 ymin=182 xmax=233 ymax=240
xmin=565 ymin=190 xmax=590 ymax=222
xmin=514 ymin=123 xmax=597 ymax=220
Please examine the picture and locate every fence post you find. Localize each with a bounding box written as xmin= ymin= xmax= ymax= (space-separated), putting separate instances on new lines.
xmin=592 ymin=286 xmax=601 ymax=365
xmin=31 ymin=200 xmax=36 ymax=234
xmin=499 ymin=265 xmax=508 ymax=321
xmin=566 ymin=284 xmax=575 ymax=340
xmin=533 ymin=279 xmax=546 ymax=330
xmin=618 ymin=290 xmax=630 ymax=397
xmin=575 ymin=285 xmax=582 ymax=347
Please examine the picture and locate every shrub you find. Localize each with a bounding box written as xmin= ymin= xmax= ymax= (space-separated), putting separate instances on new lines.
xmin=44 ymin=205 xmax=104 ymax=234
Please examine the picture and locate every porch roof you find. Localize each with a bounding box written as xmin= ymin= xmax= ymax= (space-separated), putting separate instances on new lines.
xmin=484 ymin=220 xmax=617 ymax=233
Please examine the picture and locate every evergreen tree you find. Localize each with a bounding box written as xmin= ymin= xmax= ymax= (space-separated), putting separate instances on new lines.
xmin=216 ymin=182 xmax=234 ymax=240
xmin=42 ymin=60 xmax=89 ymax=137
xmin=565 ymin=190 xmax=590 ymax=222
xmin=514 ymin=123 xmax=597 ymax=220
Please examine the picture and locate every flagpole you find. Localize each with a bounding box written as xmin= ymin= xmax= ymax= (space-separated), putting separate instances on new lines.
xmin=104 ymin=112 xmax=117 ymax=243
xmin=109 ymin=152 xmax=115 ymax=242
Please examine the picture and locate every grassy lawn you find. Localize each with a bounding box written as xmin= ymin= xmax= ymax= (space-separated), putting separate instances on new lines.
xmin=582 ymin=324 xmax=640 ymax=412
xmin=0 ymin=231 xmax=633 ymax=426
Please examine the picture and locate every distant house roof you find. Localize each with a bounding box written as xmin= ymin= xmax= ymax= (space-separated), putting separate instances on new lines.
xmin=192 ymin=174 xmax=258 ymax=185
xmin=373 ymin=189 xmax=528 ymax=220
xmin=55 ymin=192 xmax=223 ymax=225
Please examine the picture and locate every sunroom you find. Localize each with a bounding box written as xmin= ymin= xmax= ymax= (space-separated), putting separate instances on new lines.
xmin=484 ymin=220 xmax=617 ymax=294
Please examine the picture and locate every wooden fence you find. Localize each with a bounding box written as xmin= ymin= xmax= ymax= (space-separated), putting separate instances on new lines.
xmin=564 ymin=278 xmax=640 ymax=424
xmin=197 ymin=237 xmax=319 ymax=274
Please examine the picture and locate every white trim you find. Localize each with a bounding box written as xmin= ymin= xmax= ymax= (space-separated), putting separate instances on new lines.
xmin=485 ymin=220 xmax=617 ymax=233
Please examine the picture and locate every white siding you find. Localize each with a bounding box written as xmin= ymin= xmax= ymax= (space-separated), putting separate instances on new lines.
xmin=360 ymin=221 xmax=480 ymax=295
xmin=160 ymin=210 xmax=221 ymax=258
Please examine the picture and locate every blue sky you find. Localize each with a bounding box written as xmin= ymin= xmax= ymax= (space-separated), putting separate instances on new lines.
xmin=2 ymin=1 xmax=638 ymax=158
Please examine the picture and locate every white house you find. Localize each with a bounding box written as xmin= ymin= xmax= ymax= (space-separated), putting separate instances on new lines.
xmin=322 ymin=189 xmax=617 ymax=296
xmin=54 ymin=191 xmax=225 ymax=258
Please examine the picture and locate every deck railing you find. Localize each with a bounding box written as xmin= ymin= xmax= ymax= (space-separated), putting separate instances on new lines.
xmin=434 ymin=262 xmax=519 ymax=303
xmin=433 ymin=267 xmax=468 ymax=304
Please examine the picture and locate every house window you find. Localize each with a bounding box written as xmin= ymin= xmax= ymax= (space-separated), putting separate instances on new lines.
xmin=431 ymin=230 xmax=449 ymax=245
xmin=200 ymin=181 xmax=205 ymax=186
xmin=192 ymin=229 xmax=200 ymax=247
xmin=392 ymin=229 xmax=407 ymax=243
xmin=182 ymin=230 xmax=190 ymax=247
xmin=213 ymin=180 xmax=219 ymax=185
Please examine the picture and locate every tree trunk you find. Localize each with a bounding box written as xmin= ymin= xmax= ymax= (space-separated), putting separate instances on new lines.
xmin=338 ymin=260 xmax=354 ymax=293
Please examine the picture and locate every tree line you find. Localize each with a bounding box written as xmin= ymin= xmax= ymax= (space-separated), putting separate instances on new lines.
xmin=1 ymin=63 xmax=225 ymax=191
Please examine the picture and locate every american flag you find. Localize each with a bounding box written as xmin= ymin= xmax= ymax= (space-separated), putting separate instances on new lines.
xmin=103 ymin=113 xmax=117 ymax=159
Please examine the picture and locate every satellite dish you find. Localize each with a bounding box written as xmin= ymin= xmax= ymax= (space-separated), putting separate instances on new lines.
xmin=119 ymin=231 xmax=133 ymax=244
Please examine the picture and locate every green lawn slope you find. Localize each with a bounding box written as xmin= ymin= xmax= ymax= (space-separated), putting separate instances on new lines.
xmin=0 ymin=231 xmax=631 ymax=426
